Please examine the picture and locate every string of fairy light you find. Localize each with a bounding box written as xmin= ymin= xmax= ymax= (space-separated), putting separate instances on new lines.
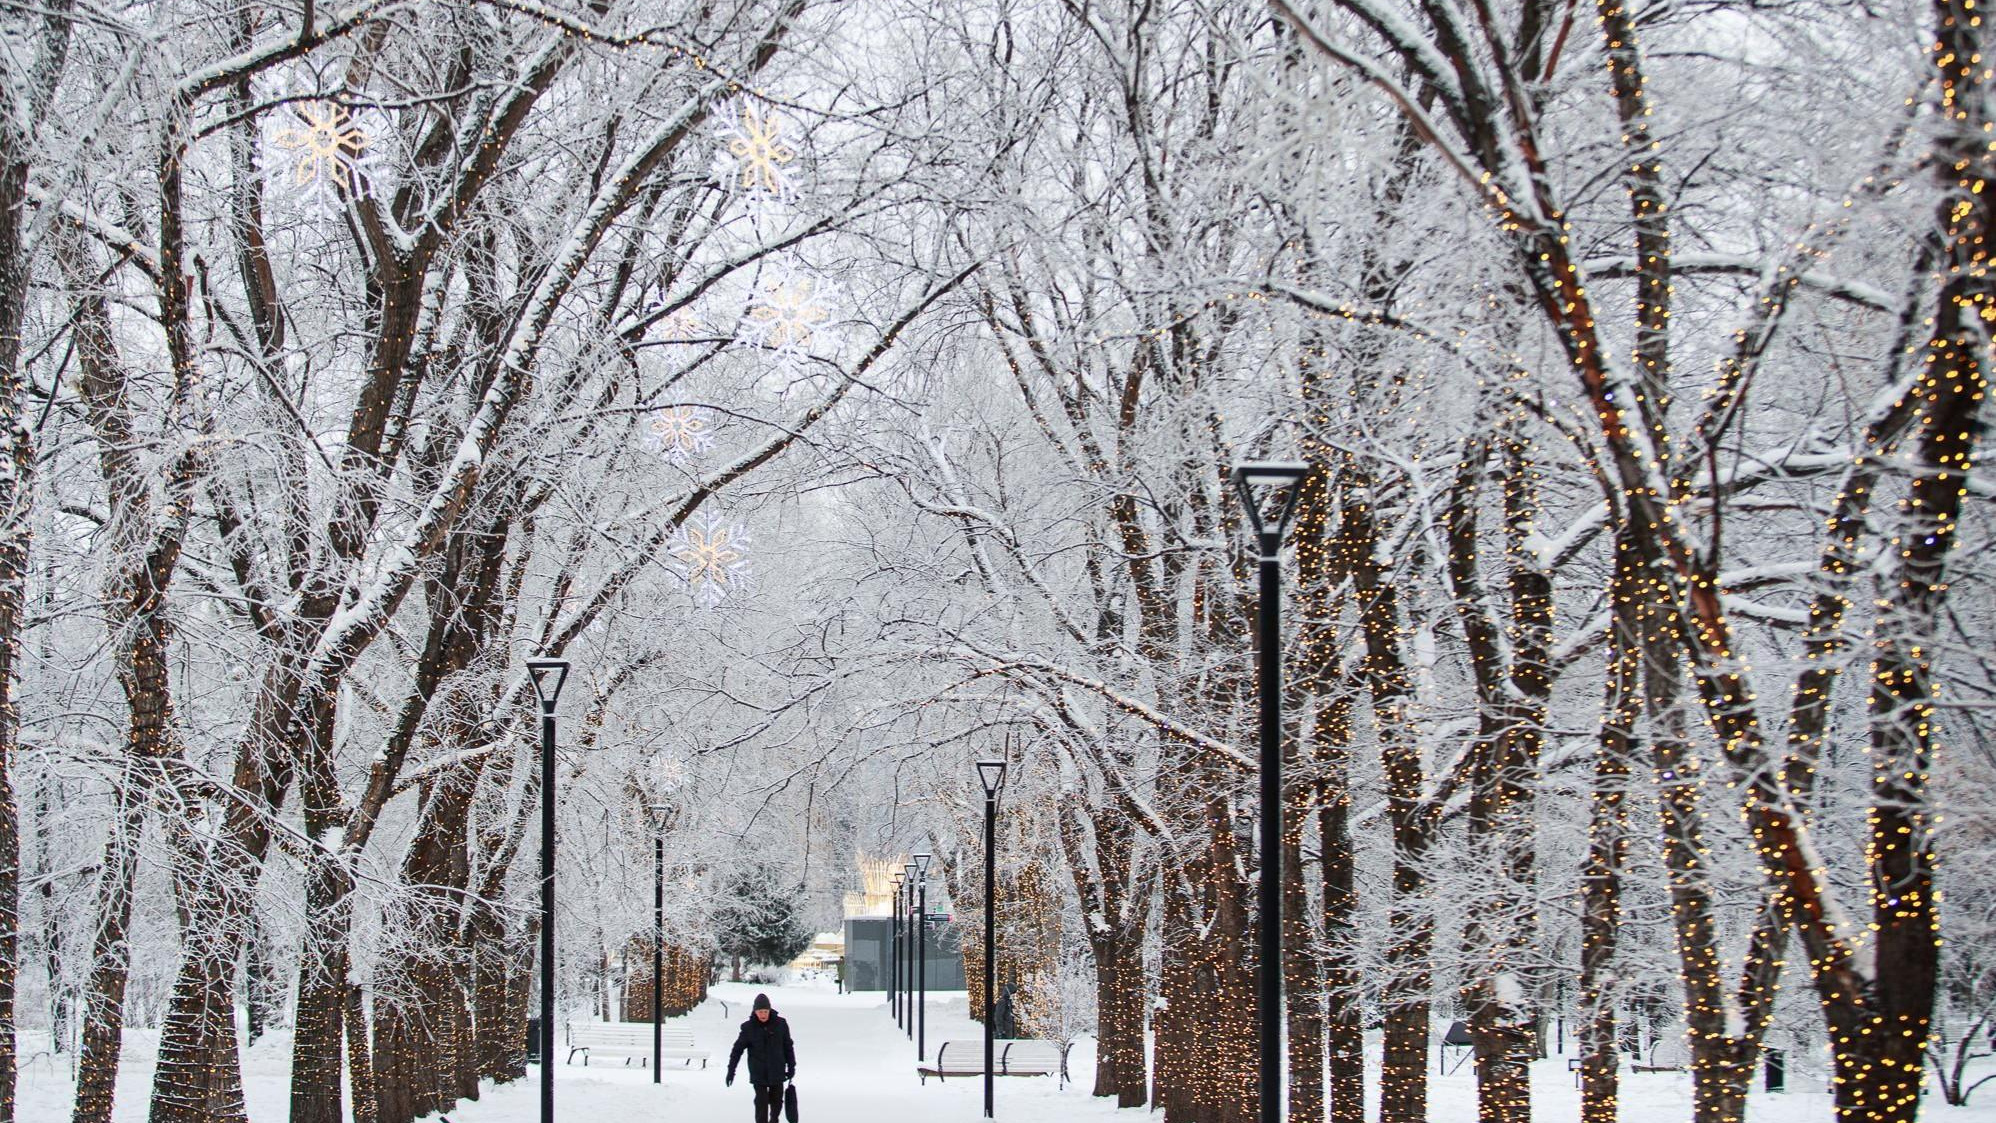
xmin=623 ymin=938 xmax=712 ymax=1020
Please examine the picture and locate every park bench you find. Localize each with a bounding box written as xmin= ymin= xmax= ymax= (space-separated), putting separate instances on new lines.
xmin=565 ymin=1023 xmax=709 ymax=1067
xmin=1630 ymin=1041 xmax=1687 ymax=1074
xmin=918 ymin=1040 xmax=1066 ymax=1088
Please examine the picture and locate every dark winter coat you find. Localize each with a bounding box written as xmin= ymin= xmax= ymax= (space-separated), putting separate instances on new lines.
xmin=728 ymin=1011 xmax=796 ymax=1086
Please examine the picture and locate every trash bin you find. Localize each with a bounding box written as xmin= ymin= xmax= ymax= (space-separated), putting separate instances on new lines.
xmin=1763 ymin=1048 xmax=1785 ymax=1093
xmin=526 ymin=1016 xmax=543 ymax=1063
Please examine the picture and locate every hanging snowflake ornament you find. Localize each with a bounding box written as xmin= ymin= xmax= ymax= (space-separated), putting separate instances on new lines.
xmin=645 ymin=300 xmax=703 ymax=342
xmin=270 ymin=100 xmax=380 ymax=216
xmin=742 ymin=264 xmax=833 ymax=355
xmin=643 ymin=405 xmax=717 ymax=463
xmin=668 ymin=514 xmax=751 ymax=607
xmin=715 ymin=99 xmax=798 ymax=203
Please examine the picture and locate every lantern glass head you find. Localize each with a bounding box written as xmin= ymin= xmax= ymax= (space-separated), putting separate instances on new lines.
xmin=976 ymin=759 xmax=1008 ymax=796
xmin=914 ymin=852 xmax=932 ymax=877
xmin=526 ymin=658 xmax=571 ymax=711
xmin=1233 ymin=461 xmax=1311 ymax=490
xmin=1230 ymin=461 xmax=1312 ymax=547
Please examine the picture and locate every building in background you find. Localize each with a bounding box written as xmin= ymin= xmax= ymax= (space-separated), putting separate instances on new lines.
xmin=788 ymin=931 xmax=844 ymax=973
xmin=840 ymin=852 xmax=965 ymax=991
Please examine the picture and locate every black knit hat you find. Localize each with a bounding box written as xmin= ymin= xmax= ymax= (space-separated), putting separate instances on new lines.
xmin=753 ymin=993 xmax=772 ymax=1011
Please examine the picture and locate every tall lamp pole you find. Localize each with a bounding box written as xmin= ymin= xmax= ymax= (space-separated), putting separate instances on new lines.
xmin=976 ymin=759 xmax=1008 ymax=1119
xmin=914 ymin=852 xmax=932 ymax=1060
xmin=527 ymin=658 xmax=571 ymax=1123
xmin=646 ymin=787 xmax=676 ymax=1084
xmin=1230 ymin=462 xmax=1309 ymax=1123
xmin=903 ymin=863 xmax=917 ymax=1040
xmin=653 ymin=828 xmax=664 ymax=1080
xmin=890 ymin=873 xmax=903 ymax=1025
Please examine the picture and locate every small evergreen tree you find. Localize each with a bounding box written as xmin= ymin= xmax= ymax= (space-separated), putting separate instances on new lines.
xmin=715 ymin=866 xmax=814 ymax=980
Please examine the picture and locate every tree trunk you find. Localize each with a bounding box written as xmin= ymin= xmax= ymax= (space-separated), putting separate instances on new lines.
xmin=1058 ymin=786 xmax=1149 ymax=1108
xmin=1091 ymin=931 xmax=1149 ymax=1106
xmin=345 ymin=984 xmax=378 ymax=1123
xmin=1282 ymin=750 xmax=1323 ymax=1123
xmin=1579 ymin=533 xmax=1641 ymax=1123
xmin=0 ymin=98 xmax=22 ymax=1123
xmin=0 ymin=2 xmax=68 ymax=1103
xmin=289 ymin=883 xmax=351 ymax=1123
xmin=374 ymin=760 xmax=485 ymax=1123
xmin=1155 ymin=800 xmax=1258 ymax=1123
xmin=150 ymin=930 xmax=249 ymax=1123
xmin=1806 ymin=4 xmax=1990 ymax=1118
xmin=1463 ymin=433 xmax=1552 ymax=1123
xmin=242 ymin=912 xmax=276 ymax=1046
xmin=1292 ymin=452 xmax=1360 ymax=1123
xmin=69 ymin=784 xmax=145 ymax=1123
xmin=147 ymin=729 xmax=289 ymax=1123
xmin=291 ymin=681 xmax=351 ymax=1123
xmin=1351 ymin=472 xmax=1431 ymax=1123
xmin=1646 ymin=643 xmax=1756 ymax=1123
xmin=1317 ymin=693 xmax=1363 ymax=1123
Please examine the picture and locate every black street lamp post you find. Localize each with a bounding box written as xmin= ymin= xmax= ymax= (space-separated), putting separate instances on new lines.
xmin=1230 ymin=461 xmax=1309 ymax=1123
xmin=976 ymin=759 xmax=1008 ymax=1119
xmin=890 ymin=873 xmax=903 ymax=1026
xmin=914 ymin=852 xmax=932 ymax=1061
xmin=653 ymin=828 xmax=664 ymax=1080
xmin=903 ymin=863 xmax=917 ymax=1041
xmin=646 ymin=789 xmax=676 ymax=1084
xmin=527 ymin=658 xmax=571 ymax=1123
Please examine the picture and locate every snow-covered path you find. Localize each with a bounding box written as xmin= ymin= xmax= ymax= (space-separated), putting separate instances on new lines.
xmin=17 ymin=978 xmax=1996 ymax=1121
xmin=440 ymin=979 xmax=1122 ymax=1123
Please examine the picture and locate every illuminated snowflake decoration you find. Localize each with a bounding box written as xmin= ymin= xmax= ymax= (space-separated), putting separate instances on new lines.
xmin=646 ymin=301 xmax=703 ymax=342
xmin=715 ymin=99 xmax=798 ymax=202
xmin=643 ymin=405 xmax=716 ymax=464
xmin=742 ymin=264 xmax=833 ymax=355
xmin=271 ymin=101 xmax=381 ymax=216
xmin=668 ymin=514 xmax=751 ymax=607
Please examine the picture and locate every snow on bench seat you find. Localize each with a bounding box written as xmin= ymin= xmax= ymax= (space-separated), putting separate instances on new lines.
xmin=565 ymin=1023 xmax=709 ymax=1067
xmin=918 ymin=1040 xmax=1065 ymax=1087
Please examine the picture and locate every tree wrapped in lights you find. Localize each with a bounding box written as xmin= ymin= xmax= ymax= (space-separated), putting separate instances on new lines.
xmin=1273 ymin=1 xmax=1993 ymax=1120
xmin=622 ymin=937 xmax=712 ymax=1021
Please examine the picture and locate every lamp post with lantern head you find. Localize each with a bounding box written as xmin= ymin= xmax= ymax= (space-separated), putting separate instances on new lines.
xmin=914 ymin=851 xmax=932 ymax=1060
xmin=1229 ymin=461 xmax=1310 ymax=1123
xmin=526 ymin=658 xmax=570 ymax=1123
xmin=903 ymin=862 xmax=917 ymax=1040
xmin=644 ymin=762 xmax=679 ymax=1084
xmin=976 ymin=759 xmax=1008 ymax=1118
xmin=890 ymin=871 xmax=904 ymax=1027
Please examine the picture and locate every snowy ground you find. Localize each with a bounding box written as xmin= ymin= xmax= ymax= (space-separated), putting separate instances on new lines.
xmin=16 ymin=979 xmax=1996 ymax=1121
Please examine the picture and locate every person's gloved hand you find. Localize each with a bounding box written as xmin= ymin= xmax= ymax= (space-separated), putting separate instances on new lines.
xmin=725 ymin=1071 xmax=735 ymax=1087
xmin=786 ymin=1065 xmax=796 ymax=1081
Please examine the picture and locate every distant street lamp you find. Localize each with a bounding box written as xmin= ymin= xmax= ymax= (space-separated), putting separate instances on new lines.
xmin=646 ymin=783 xmax=678 ymax=1084
xmin=903 ymin=862 xmax=918 ymax=1041
xmin=1230 ymin=461 xmax=1310 ymax=1123
xmin=526 ymin=657 xmax=571 ymax=1123
xmin=976 ymin=759 xmax=1008 ymax=1119
xmin=890 ymin=872 xmax=904 ymax=1026
xmin=914 ymin=851 xmax=933 ymax=1061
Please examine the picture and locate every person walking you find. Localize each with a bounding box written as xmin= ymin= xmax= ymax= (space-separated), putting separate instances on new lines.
xmin=726 ymin=993 xmax=796 ymax=1123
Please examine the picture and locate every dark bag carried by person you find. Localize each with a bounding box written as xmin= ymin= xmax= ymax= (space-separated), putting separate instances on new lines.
xmin=784 ymin=1082 xmax=799 ymax=1123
